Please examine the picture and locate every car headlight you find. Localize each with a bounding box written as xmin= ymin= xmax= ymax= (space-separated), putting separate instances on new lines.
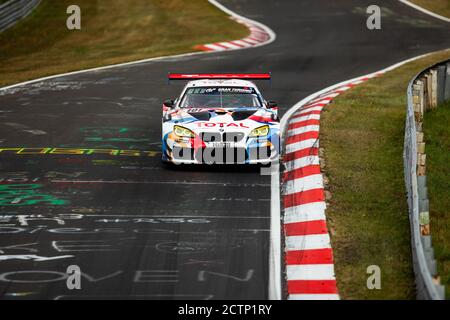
xmin=173 ymin=125 xmax=195 ymax=138
xmin=249 ymin=125 xmax=269 ymax=137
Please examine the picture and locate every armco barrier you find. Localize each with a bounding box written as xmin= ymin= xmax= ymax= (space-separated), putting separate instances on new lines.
xmin=404 ymin=59 xmax=450 ymax=300
xmin=0 ymin=0 xmax=40 ymax=32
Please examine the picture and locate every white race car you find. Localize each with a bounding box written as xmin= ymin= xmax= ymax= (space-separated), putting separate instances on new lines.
xmin=162 ymin=73 xmax=280 ymax=164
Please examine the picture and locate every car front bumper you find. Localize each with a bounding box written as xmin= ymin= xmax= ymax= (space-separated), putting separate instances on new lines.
xmin=163 ymin=143 xmax=277 ymax=165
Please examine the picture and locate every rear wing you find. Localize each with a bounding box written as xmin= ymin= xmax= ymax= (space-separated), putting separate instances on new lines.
xmin=168 ymin=73 xmax=271 ymax=81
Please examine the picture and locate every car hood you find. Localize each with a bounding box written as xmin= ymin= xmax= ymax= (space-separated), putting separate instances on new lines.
xmin=169 ymin=107 xmax=277 ymax=130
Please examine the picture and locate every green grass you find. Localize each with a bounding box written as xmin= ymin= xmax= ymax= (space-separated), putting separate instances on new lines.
xmin=320 ymin=50 xmax=450 ymax=299
xmin=423 ymin=99 xmax=450 ymax=298
xmin=410 ymin=0 xmax=450 ymax=18
xmin=0 ymin=0 xmax=248 ymax=87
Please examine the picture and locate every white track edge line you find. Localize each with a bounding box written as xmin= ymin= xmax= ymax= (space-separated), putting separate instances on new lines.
xmin=269 ymin=161 xmax=282 ymax=300
xmin=398 ymin=0 xmax=450 ymax=23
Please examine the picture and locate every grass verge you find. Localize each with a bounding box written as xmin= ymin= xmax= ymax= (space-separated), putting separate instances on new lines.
xmin=0 ymin=0 xmax=248 ymax=87
xmin=410 ymin=0 xmax=450 ymax=18
xmin=424 ymin=99 xmax=450 ymax=298
xmin=321 ymin=50 xmax=450 ymax=299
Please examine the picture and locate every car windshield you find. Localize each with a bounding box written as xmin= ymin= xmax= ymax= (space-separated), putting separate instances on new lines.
xmin=179 ymin=86 xmax=263 ymax=108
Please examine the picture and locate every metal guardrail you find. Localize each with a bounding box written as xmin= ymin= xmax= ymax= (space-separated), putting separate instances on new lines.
xmin=404 ymin=59 xmax=450 ymax=300
xmin=0 ymin=0 xmax=41 ymax=32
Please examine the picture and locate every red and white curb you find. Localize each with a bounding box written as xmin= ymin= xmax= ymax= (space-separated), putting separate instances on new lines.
xmin=195 ymin=0 xmax=275 ymax=52
xmin=196 ymin=16 xmax=272 ymax=51
xmin=272 ymin=51 xmax=439 ymax=300
xmin=280 ymin=75 xmax=383 ymax=300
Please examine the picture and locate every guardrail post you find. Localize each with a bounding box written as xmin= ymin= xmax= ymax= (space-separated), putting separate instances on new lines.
xmin=417 ymin=175 xmax=427 ymax=199
xmin=418 ymin=176 xmax=429 ymax=235
xmin=436 ymin=284 xmax=445 ymax=299
xmin=413 ymin=81 xmax=423 ymax=127
xmin=424 ymin=73 xmax=431 ymax=110
xmin=430 ymin=69 xmax=438 ymax=108
xmin=437 ymin=66 xmax=446 ymax=105
xmin=445 ymin=64 xmax=450 ymax=101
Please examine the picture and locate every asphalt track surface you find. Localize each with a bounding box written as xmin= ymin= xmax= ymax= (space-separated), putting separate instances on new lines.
xmin=0 ymin=0 xmax=449 ymax=300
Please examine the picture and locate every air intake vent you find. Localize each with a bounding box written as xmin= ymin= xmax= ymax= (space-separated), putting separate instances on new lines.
xmin=189 ymin=111 xmax=211 ymax=121
xmin=231 ymin=110 xmax=257 ymax=121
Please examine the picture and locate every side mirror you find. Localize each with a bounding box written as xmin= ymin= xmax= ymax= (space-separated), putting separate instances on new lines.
xmin=267 ymin=100 xmax=278 ymax=108
xmin=162 ymin=99 xmax=174 ymax=122
xmin=267 ymin=100 xmax=278 ymax=121
xmin=163 ymin=99 xmax=174 ymax=109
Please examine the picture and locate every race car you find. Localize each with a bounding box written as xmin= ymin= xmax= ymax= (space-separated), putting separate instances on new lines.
xmin=162 ymin=73 xmax=280 ymax=164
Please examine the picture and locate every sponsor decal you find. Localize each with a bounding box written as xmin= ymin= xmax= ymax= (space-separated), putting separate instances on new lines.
xmin=195 ymin=122 xmax=249 ymax=128
xmin=0 ymin=148 xmax=160 ymax=157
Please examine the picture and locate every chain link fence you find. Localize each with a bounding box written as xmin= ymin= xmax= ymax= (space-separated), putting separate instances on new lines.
xmin=404 ymin=59 xmax=450 ymax=300
xmin=0 ymin=0 xmax=41 ymax=32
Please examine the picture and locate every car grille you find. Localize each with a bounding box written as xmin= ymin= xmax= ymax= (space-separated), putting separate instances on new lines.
xmin=223 ymin=132 xmax=245 ymax=142
xmin=200 ymin=132 xmax=245 ymax=143
xmin=173 ymin=146 xmax=271 ymax=163
xmin=200 ymin=132 xmax=221 ymax=142
xmin=195 ymin=147 xmax=247 ymax=164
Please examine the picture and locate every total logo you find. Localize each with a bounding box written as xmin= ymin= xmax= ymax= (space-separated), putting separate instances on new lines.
xmin=195 ymin=122 xmax=249 ymax=128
